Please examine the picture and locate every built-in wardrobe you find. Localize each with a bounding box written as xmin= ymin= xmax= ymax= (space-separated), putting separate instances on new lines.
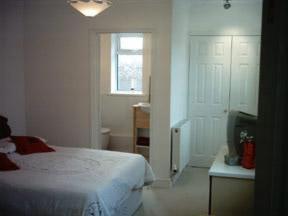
xmin=188 ymin=35 xmax=261 ymax=167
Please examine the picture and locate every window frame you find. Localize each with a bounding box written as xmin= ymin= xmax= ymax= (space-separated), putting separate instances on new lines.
xmin=111 ymin=33 xmax=144 ymax=95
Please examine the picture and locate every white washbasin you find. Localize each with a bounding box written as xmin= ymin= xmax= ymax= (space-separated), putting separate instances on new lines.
xmin=138 ymin=102 xmax=150 ymax=113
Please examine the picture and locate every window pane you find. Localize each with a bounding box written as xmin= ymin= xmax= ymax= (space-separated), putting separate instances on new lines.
xmin=117 ymin=55 xmax=143 ymax=91
xmin=120 ymin=37 xmax=143 ymax=50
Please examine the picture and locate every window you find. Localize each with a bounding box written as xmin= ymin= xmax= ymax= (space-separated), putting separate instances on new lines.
xmin=111 ymin=33 xmax=144 ymax=94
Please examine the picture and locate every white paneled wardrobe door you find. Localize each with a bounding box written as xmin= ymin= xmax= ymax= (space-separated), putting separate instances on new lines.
xmin=230 ymin=36 xmax=261 ymax=115
xmin=188 ymin=36 xmax=232 ymax=167
xmin=188 ymin=35 xmax=261 ymax=167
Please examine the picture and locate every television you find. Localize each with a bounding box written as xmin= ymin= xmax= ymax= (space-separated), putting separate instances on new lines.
xmin=224 ymin=110 xmax=257 ymax=166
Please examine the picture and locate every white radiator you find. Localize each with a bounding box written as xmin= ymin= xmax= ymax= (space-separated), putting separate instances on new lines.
xmin=171 ymin=119 xmax=191 ymax=176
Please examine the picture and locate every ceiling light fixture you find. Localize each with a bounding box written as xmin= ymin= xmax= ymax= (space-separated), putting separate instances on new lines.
xmin=68 ymin=0 xmax=112 ymax=17
xmin=223 ymin=0 xmax=231 ymax=9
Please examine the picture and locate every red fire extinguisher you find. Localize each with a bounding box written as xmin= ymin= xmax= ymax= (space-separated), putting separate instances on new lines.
xmin=241 ymin=137 xmax=255 ymax=169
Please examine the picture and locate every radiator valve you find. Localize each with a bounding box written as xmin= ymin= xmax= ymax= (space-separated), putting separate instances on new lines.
xmin=172 ymin=164 xmax=178 ymax=173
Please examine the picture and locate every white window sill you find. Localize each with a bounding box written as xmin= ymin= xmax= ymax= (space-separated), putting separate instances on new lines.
xmin=107 ymin=92 xmax=147 ymax=97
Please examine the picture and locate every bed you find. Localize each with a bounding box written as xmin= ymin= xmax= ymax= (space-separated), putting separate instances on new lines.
xmin=0 ymin=116 xmax=154 ymax=216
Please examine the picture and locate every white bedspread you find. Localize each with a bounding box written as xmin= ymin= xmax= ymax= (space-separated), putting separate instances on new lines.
xmin=0 ymin=146 xmax=155 ymax=216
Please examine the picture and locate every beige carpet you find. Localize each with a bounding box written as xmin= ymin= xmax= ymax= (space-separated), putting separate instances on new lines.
xmin=134 ymin=167 xmax=209 ymax=216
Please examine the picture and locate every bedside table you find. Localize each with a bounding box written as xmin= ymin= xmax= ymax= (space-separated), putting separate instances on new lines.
xmin=208 ymin=146 xmax=255 ymax=216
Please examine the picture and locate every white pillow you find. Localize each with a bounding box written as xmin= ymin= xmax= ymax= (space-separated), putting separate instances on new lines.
xmin=0 ymin=137 xmax=11 ymax=143
xmin=0 ymin=141 xmax=16 ymax=154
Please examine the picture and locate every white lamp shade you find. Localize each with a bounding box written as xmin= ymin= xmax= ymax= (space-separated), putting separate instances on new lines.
xmin=70 ymin=0 xmax=111 ymax=17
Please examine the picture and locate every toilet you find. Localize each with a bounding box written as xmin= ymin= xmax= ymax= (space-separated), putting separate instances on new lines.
xmin=101 ymin=128 xmax=111 ymax=150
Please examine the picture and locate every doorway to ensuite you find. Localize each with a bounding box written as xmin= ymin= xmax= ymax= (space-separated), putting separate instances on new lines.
xmin=89 ymin=31 xmax=153 ymax=161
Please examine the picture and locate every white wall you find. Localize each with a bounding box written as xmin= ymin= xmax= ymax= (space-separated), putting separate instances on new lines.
xmin=0 ymin=0 xmax=26 ymax=135
xmin=170 ymin=0 xmax=190 ymax=127
xmin=188 ymin=1 xmax=262 ymax=35
xmin=24 ymin=0 xmax=172 ymax=182
xmin=101 ymin=97 xmax=148 ymax=137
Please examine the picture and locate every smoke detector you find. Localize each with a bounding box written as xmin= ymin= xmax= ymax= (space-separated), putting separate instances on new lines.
xmin=223 ymin=0 xmax=231 ymax=9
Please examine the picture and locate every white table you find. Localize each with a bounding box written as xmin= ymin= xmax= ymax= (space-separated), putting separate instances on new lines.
xmin=208 ymin=146 xmax=255 ymax=215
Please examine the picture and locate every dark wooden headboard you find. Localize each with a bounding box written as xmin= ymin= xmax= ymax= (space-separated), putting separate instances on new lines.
xmin=0 ymin=115 xmax=11 ymax=139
